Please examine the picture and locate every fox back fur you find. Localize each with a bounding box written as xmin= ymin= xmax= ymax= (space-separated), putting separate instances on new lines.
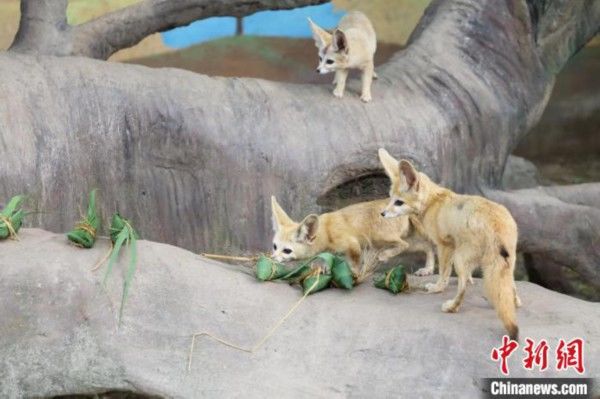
xmin=308 ymin=11 xmax=377 ymax=102
xmin=378 ymin=148 xmax=521 ymax=340
xmin=271 ymin=196 xmax=434 ymax=274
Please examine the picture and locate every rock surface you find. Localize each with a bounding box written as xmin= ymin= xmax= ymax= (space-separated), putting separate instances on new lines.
xmin=1 ymin=229 xmax=598 ymax=398
xmin=502 ymin=155 xmax=541 ymax=190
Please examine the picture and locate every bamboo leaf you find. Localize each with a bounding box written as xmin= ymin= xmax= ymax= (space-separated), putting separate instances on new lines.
xmin=103 ymin=229 xmax=128 ymax=286
xmin=1 ymin=195 xmax=24 ymax=217
xmin=119 ymin=233 xmax=138 ymax=323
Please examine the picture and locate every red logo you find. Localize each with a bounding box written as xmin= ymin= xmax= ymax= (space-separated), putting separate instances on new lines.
xmin=523 ymin=338 xmax=549 ymax=371
xmin=556 ymin=338 xmax=584 ymax=374
xmin=491 ymin=336 xmax=585 ymax=375
xmin=491 ymin=335 xmax=519 ymax=375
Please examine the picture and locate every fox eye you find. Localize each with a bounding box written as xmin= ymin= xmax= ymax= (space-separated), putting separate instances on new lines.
xmin=394 ymin=200 xmax=404 ymax=206
xmin=283 ymin=248 xmax=292 ymax=254
xmin=273 ymin=243 xmax=277 ymax=250
xmin=326 ymin=59 xmax=334 ymax=65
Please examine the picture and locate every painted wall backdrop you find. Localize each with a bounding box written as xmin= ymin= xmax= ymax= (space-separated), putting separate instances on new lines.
xmin=0 ymin=0 xmax=433 ymax=59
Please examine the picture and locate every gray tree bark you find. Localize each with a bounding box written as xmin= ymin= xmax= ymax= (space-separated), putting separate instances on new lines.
xmin=487 ymin=186 xmax=600 ymax=289
xmin=1 ymin=0 xmax=599 ymax=287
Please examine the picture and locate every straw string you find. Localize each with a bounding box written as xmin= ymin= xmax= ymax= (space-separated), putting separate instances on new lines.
xmin=91 ymin=242 xmax=114 ymax=271
xmin=187 ymin=276 xmax=320 ymax=371
xmin=0 ymin=215 xmax=19 ymax=240
xmin=201 ymin=253 xmax=260 ymax=262
xmin=75 ymin=221 xmax=97 ymax=238
xmin=384 ymin=269 xmax=392 ymax=289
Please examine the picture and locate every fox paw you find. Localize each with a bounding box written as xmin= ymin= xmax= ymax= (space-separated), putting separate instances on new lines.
xmin=442 ymin=300 xmax=458 ymax=313
xmin=425 ymin=282 xmax=443 ymax=293
xmin=377 ymin=254 xmax=390 ymax=262
xmin=377 ymin=249 xmax=397 ymax=263
xmin=360 ymin=93 xmax=372 ymax=103
xmin=333 ymin=89 xmax=344 ymax=98
xmin=414 ymin=266 xmax=434 ymax=276
xmin=312 ymin=258 xmax=331 ymax=275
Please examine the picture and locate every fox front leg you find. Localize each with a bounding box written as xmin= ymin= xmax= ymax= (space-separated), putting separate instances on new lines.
xmin=425 ymin=245 xmax=452 ymax=293
xmin=343 ymin=238 xmax=363 ymax=274
xmin=414 ymin=245 xmax=436 ymax=276
xmin=360 ymin=61 xmax=374 ymax=102
xmin=333 ymin=69 xmax=348 ymax=98
xmin=378 ymin=239 xmax=410 ymax=262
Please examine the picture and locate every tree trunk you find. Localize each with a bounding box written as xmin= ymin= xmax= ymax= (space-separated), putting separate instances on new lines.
xmin=1 ymin=0 xmax=599 ymax=285
xmin=8 ymin=0 xmax=70 ymax=55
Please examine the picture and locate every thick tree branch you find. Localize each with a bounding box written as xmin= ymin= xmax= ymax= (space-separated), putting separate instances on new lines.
xmin=527 ymin=0 xmax=600 ymax=73
xmin=510 ymin=183 xmax=600 ymax=209
xmin=0 ymin=0 xmax=599 ymax=274
xmin=72 ymin=0 xmax=330 ymax=60
xmin=487 ymin=187 xmax=600 ymax=288
xmin=523 ymin=254 xmax=579 ymax=296
xmin=9 ymin=0 xmax=70 ymax=55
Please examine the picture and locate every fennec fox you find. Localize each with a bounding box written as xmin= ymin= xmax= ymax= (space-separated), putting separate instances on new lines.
xmin=308 ymin=11 xmax=377 ymax=102
xmin=378 ymin=149 xmax=521 ymax=340
xmin=271 ymin=196 xmax=435 ymax=272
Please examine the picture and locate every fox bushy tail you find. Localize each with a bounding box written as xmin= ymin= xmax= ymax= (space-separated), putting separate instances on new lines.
xmin=483 ymin=244 xmax=519 ymax=341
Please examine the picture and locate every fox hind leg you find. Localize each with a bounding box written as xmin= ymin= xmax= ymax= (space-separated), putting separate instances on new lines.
xmin=441 ymin=248 xmax=476 ymax=312
xmin=514 ymin=281 xmax=522 ymax=307
xmin=442 ymin=272 xmax=468 ymax=313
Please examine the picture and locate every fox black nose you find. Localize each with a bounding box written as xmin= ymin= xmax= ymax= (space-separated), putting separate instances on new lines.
xmin=316 ymin=68 xmax=320 ymax=73
xmin=380 ymin=211 xmax=386 ymax=217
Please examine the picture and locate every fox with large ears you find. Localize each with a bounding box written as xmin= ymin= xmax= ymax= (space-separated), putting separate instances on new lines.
xmin=308 ymin=11 xmax=377 ymax=102
xmin=378 ymin=148 xmax=522 ymax=340
xmin=270 ymin=195 xmax=435 ymax=272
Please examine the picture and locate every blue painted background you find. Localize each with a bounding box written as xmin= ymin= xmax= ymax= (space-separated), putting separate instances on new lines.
xmin=161 ymin=2 xmax=345 ymax=49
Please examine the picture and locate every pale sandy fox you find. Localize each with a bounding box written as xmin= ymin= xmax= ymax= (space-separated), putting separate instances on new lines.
xmin=271 ymin=196 xmax=435 ymax=273
xmin=378 ymin=149 xmax=522 ymax=340
xmin=308 ymin=11 xmax=377 ymax=102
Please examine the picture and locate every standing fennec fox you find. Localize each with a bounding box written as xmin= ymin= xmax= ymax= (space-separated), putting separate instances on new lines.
xmin=271 ymin=196 xmax=435 ymax=273
xmin=308 ymin=11 xmax=377 ymax=102
xmin=378 ymin=149 xmax=521 ymax=340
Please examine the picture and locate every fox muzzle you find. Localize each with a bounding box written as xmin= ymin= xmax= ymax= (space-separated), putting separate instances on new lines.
xmin=381 ymin=208 xmax=401 ymax=218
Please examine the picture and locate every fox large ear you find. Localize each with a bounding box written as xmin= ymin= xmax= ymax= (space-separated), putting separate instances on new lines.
xmin=308 ymin=18 xmax=331 ymax=49
xmin=378 ymin=148 xmax=400 ymax=182
xmin=271 ymin=196 xmax=294 ymax=231
xmin=332 ymin=29 xmax=348 ymax=53
xmin=296 ymin=214 xmax=319 ymax=243
xmin=399 ymin=160 xmax=419 ymax=191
